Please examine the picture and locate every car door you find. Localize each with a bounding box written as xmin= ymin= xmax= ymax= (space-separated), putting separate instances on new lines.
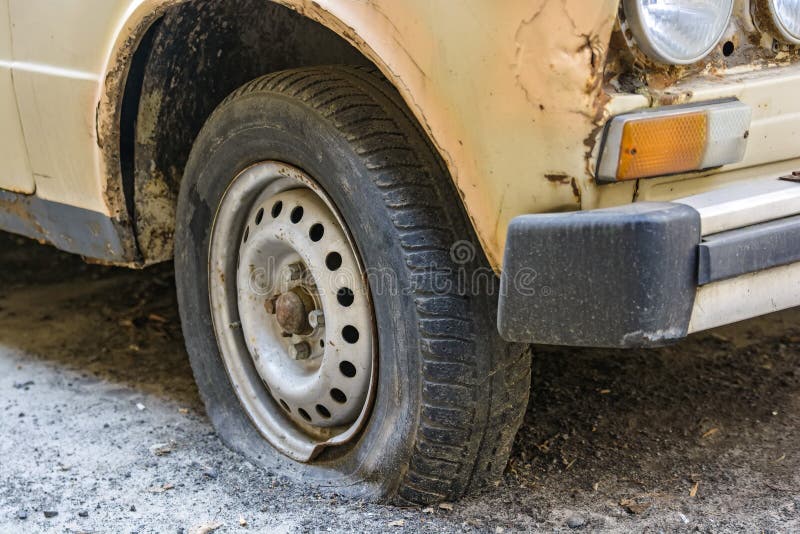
xmin=0 ymin=0 xmax=34 ymax=194
xmin=7 ymin=0 xmax=132 ymax=211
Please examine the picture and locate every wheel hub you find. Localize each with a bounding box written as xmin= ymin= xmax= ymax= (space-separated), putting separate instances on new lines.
xmin=273 ymin=288 xmax=312 ymax=336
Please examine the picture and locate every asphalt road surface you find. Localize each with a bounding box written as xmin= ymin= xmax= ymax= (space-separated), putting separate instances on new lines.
xmin=1 ymin=233 xmax=798 ymax=533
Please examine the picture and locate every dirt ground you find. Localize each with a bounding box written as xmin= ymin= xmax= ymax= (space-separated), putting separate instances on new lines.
xmin=0 ymin=232 xmax=798 ymax=533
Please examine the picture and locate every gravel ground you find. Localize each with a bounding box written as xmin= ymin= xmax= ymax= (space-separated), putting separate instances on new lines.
xmin=0 ymin=233 xmax=798 ymax=533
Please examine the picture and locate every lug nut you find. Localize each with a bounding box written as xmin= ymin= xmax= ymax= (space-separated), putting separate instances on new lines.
xmin=308 ymin=310 xmax=325 ymax=329
xmin=289 ymin=341 xmax=311 ymax=361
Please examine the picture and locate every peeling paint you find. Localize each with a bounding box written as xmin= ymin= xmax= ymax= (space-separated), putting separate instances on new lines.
xmin=570 ymin=178 xmax=582 ymax=204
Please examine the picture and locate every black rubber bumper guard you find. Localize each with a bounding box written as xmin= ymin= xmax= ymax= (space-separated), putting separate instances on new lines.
xmin=498 ymin=202 xmax=800 ymax=348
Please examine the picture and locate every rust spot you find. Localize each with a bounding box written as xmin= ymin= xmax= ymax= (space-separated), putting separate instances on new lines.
xmin=582 ymin=83 xmax=611 ymax=185
xmin=570 ymin=178 xmax=581 ymax=203
xmin=658 ymin=91 xmax=694 ymax=107
xmin=608 ymin=0 xmax=800 ymax=104
xmin=578 ymin=34 xmax=600 ymax=71
xmin=545 ymin=173 xmax=572 ymax=184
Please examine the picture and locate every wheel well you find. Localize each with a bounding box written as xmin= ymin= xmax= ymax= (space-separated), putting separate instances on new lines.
xmin=122 ymin=0 xmax=373 ymax=263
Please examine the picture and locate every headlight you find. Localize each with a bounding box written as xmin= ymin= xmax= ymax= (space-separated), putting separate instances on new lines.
xmin=765 ymin=0 xmax=800 ymax=44
xmin=622 ymin=0 xmax=734 ymax=65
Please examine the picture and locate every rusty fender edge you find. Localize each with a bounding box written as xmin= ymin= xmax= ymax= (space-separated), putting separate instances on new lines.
xmin=0 ymin=190 xmax=136 ymax=265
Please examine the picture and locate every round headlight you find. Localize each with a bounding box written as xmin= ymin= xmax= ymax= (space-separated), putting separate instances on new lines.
xmin=622 ymin=0 xmax=734 ymax=65
xmin=767 ymin=0 xmax=800 ymax=44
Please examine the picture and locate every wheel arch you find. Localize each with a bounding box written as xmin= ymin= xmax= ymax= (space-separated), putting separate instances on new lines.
xmin=97 ymin=0 xmax=472 ymax=265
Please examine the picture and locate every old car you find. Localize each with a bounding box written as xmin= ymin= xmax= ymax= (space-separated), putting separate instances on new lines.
xmin=1 ymin=0 xmax=799 ymax=504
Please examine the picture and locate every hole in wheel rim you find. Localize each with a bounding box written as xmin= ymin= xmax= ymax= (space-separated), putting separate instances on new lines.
xmin=279 ymin=399 xmax=290 ymax=412
xmin=330 ymin=388 xmax=347 ymax=404
xmin=298 ymin=408 xmax=311 ymax=422
xmin=339 ymin=361 xmax=357 ymax=378
xmin=271 ymin=201 xmax=283 ymax=218
xmin=290 ymin=206 xmax=304 ymax=224
xmin=337 ymin=288 xmax=354 ymax=307
xmin=342 ymin=325 xmax=359 ymax=344
xmin=255 ymin=208 xmax=265 ymax=225
xmin=326 ymin=252 xmax=342 ymax=271
xmin=309 ymin=223 xmax=324 ymax=242
xmin=315 ymin=404 xmax=331 ymax=418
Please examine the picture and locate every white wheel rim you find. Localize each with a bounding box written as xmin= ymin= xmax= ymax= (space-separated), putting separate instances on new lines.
xmin=209 ymin=162 xmax=376 ymax=461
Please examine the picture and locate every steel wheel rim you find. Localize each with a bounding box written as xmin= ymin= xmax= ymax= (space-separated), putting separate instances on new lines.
xmin=209 ymin=162 xmax=376 ymax=461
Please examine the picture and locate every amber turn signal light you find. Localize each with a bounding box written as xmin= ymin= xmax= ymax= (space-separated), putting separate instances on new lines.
xmin=597 ymin=99 xmax=751 ymax=183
